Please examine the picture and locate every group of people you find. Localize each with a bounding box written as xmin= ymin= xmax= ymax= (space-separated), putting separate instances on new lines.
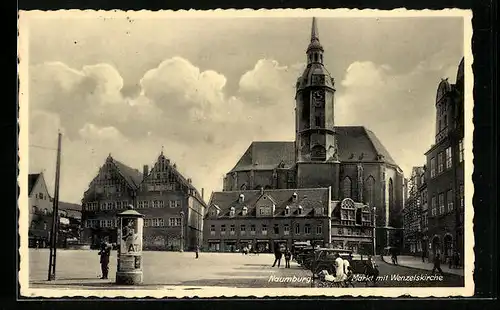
xmin=272 ymin=245 xmax=293 ymax=268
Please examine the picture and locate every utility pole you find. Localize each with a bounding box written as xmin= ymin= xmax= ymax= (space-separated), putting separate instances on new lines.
xmin=47 ymin=132 xmax=62 ymax=281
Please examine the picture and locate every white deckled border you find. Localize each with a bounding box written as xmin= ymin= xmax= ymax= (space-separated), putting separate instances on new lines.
xmin=17 ymin=8 xmax=474 ymax=298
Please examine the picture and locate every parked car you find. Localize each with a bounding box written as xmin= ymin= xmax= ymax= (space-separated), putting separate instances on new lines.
xmin=310 ymin=248 xmax=369 ymax=275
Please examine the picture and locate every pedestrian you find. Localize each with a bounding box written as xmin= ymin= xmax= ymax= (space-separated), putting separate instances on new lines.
xmin=343 ymin=255 xmax=354 ymax=287
xmin=284 ymin=247 xmax=292 ymax=268
xmin=195 ymin=245 xmax=199 ymax=259
xmin=98 ymin=241 xmax=112 ymax=279
xmin=422 ymin=251 xmax=426 ymax=263
xmin=333 ymin=253 xmax=346 ymax=283
xmin=432 ymin=253 xmax=444 ymax=275
xmin=272 ymin=246 xmax=283 ymax=268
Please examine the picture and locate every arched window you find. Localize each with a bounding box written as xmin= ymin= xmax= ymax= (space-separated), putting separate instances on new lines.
xmin=364 ymin=176 xmax=375 ymax=206
xmin=342 ymin=177 xmax=352 ymax=199
xmin=242 ymin=206 xmax=248 ymax=216
xmin=229 ymin=207 xmax=235 ymax=217
xmin=388 ymin=178 xmax=394 ymax=208
xmin=285 ymin=206 xmax=290 ymax=215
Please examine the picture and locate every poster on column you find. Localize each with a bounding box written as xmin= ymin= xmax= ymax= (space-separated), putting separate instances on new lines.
xmin=120 ymin=218 xmax=143 ymax=255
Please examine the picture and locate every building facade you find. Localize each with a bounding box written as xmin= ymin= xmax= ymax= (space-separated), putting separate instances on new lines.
xmin=220 ymin=18 xmax=404 ymax=252
xmin=424 ymin=58 xmax=465 ymax=265
xmin=204 ymin=188 xmax=373 ymax=254
xmin=28 ymin=173 xmax=54 ymax=248
xmin=402 ymin=167 xmax=425 ymax=255
xmin=81 ymin=152 xmax=206 ymax=250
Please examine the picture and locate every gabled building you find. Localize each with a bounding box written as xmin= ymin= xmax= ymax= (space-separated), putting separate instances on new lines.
xmin=28 ymin=172 xmax=54 ymax=248
xmin=204 ymin=187 xmax=374 ymax=253
xmin=403 ymin=166 xmax=425 ymax=255
xmin=219 ymin=17 xmax=404 ymax=252
xmin=424 ymin=57 xmax=465 ymax=265
xmin=136 ymin=151 xmax=205 ymax=251
xmin=81 ymin=152 xmax=206 ymax=250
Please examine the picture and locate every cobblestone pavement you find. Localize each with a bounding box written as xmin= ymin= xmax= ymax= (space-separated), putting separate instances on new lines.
xmin=28 ymin=249 xmax=464 ymax=289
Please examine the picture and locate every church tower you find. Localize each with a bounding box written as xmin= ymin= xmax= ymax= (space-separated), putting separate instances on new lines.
xmin=295 ymin=17 xmax=337 ymax=163
xmin=295 ymin=17 xmax=340 ymax=196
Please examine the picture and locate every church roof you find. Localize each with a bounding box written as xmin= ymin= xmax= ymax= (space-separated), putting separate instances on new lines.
xmin=229 ymin=141 xmax=296 ymax=172
xmin=208 ymin=188 xmax=330 ymax=218
xmin=229 ymin=126 xmax=398 ymax=173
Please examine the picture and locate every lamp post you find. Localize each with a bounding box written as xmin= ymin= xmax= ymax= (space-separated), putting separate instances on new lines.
xmin=179 ymin=210 xmax=184 ymax=252
xmin=372 ymin=206 xmax=377 ymax=256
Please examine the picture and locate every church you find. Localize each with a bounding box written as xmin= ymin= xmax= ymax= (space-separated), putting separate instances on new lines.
xmin=205 ymin=18 xmax=404 ymax=254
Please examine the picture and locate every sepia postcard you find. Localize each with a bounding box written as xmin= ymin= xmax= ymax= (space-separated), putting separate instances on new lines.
xmin=18 ymin=8 xmax=474 ymax=298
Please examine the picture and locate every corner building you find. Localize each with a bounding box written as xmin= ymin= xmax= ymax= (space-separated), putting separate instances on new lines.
xmin=217 ymin=18 xmax=404 ymax=253
xmin=425 ymin=58 xmax=465 ymax=265
xmin=81 ymin=152 xmax=206 ymax=250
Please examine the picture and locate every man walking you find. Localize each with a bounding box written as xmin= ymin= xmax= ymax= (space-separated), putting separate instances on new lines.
xmin=432 ymin=253 xmax=444 ymax=275
xmin=98 ymin=241 xmax=112 ymax=279
xmin=195 ymin=245 xmax=200 ymax=259
xmin=272 ymin=246 xmax=283 ymax=268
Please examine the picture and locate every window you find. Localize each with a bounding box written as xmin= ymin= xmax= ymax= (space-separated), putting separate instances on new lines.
xmin=459 ymin=139 xmax=464 ymax=162
xmin=229 ymin=207 xmax=235 ymax=217
xmin=240 ymin=225 xmax=246 ymax=234
xmin=445 ymin=147 xmax=453 ymax=169
xmin=116 ymin=201 xmax=122 ymax=209
xmin=295 ymin=223 xmax=300 ymax=234
xmin=100 ymin=220 xmax=106 ymax=227
xmin=285 ymin=206 xmax=290 ymax=215
xmin=38 ymin=193 xmax=43 ymax=199
xmin=315 ymin=116 xmax=321 ymax=127
xmin=342 ymin=177 xmax=352 ymax=198
xmin=355 ymin=208 xmax=362 ymax=225
xmin=284 ymin=224 xmax=290 ymax=235
xmin=108 ymin=202 xmax=114 ymax=210
xmin=153 ymin=200 xmax=159 ymax=208
xmin=220 ymin=225 xmax=226 ymax=235
xmin=169 ymin=217 xmax=182 ymax=226
xmin=298 ymin=206 xmax=303 ymax=215
xmin=431 ymin=196 xmax=437 ymax=216
xmin=106 ymin=220 xmax=113 ymax=227
xmin=210 ymin=209 xmax=218 ymax=217
xmin=437 ymin=152 xmax=444 ymax=174
xmin=364 ymin=176 xmax=375 ymax=206
xmin=242 ymin=207 xmax=248 ymax=216
xmin=169 ymin=201 xmax=175 ymax=208
xmin=304 ymin=224 xmax=311 ymax=235
xmin=261 ymin=224 xmax=267 ymax=235
xmin=230 ymin=225 xmax=235 ymax=235
xmin=250 ymin=224 xmax=256 ymax=235
xmin=316 ymin=224 xmax=322 ymax=235
xmin=210 ymin=225 xmax=215 ymax=235
xmin=159 ymin=200 xmax=164 ymax=208
xmin=338 ymin=228 xmax=344 ymax=235
xmin=430 ymin=157 xmax=436 ymax=178
xmin=439 ymin=193 xmax=445 ymax=214
xmin=158 ymin=218 xmax=164 ymax=226
xmin=273 ymin=224 xmax=279 ymax=234
xmin=447 ymin=190 xmax=454 ymax=212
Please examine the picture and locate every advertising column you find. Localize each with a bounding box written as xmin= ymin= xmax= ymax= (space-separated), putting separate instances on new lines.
xmin=116 ymin=207 xmax=144 ymax=285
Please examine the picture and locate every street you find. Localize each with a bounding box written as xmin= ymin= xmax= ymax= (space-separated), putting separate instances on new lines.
xmin=28 ymin=249 xmax=464 ymax=289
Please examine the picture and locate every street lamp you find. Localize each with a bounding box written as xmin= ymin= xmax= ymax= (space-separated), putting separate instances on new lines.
xmin=179 ymin=210 xmax=184 ymax=252
xmin=372 ymin=205 xmax=377 ymax=256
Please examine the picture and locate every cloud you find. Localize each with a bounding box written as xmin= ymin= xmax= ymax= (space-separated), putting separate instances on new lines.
xmin=28 ymin=57 xmax=301 ymax=203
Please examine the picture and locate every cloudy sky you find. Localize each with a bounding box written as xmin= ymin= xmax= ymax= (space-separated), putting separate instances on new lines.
xmin=23 ymin=11 xmax=465 ymax=204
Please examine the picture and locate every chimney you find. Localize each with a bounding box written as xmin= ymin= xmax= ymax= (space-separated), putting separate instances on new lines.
xmin=201 ymin=188 xmax=205 ymax=200
xmin=143 ymin=165 xmax=149 ymax=179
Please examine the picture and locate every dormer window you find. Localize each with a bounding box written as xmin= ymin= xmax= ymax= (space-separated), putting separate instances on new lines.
xmin=210 ymin=207 xmax=219 ymax=217
xmin=298 ymin=205 xmax=303 ymax=215
xmin=292 ymin=192 xmax=298 ymax=202
xmin=239 ymin=194 xmax=245 ymax=203
xmin=229 ymin=207 xmax=235 ymax=217
xmin=242 ymin=206 xmax=248 ymax=216
xmin=285 ymin=206 xmax=290 ymax=216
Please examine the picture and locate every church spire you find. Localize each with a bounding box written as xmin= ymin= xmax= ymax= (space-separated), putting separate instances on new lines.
xmin=306 ymin=17 xmax=324 ymax=63
xmin=311 ymin=17 xmax=319 ymax=43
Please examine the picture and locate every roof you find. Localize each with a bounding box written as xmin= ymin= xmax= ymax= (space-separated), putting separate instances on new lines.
xmin=230 ymin=141 xmax=296 ymax=172
xmin=58 ymin=201 xmax=82 ymax=219
xmin=229 ymin=126 xmax=399 ymax=172
xmin=111 ymin=158 xmax=143 ymax=189
xmin=28 ymin=173 xmax=41 ymax=196
xmin=208 ymin=188 xmax=330 ymax=218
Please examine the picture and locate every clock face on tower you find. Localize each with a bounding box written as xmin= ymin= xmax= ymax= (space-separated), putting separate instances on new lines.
xmin=312 ymin=91 xmax=324 ymax=107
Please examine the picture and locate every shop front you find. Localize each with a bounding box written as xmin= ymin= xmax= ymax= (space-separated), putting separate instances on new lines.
xmin=239 ymin=239 xmax=253 ymax=251
xmin=208 ymin=239 xmax=221 ymax=252
xmin=256 ymin=239 xmax=271 ymax=253
xmin=223 ymin=239 xmax=237 ymax=252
